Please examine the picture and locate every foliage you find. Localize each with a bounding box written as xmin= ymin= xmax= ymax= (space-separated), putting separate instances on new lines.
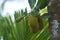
xmin=0 ymin=0 xmax=50 ymax=40
xmin=0 ymin=7 xmax=50 ymax=40
xmin=28 ymin=0 xmax=48 ymax=9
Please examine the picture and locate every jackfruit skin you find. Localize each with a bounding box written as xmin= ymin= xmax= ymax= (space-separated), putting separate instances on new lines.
xmin=36 ymin=15 xmax=43 ymax=30
xmin=28 ymin=15 xmax=43 ymax=33
xmin=28 ymin=15 xmax=39 ymax=33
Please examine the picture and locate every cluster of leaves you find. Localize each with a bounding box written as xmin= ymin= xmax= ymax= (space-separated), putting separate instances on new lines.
xmin=0 ymin=7 xmax=50 ymax=40
xmin=0 ymin=0 xmax=50 ymax=40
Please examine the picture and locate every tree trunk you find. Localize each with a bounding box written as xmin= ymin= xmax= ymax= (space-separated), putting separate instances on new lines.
xmin=47 ymin=0 xmax=60 ymax=40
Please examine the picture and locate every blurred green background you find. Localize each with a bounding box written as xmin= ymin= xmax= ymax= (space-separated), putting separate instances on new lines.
xmin=0 ymin=0 xmax=50 ymax=40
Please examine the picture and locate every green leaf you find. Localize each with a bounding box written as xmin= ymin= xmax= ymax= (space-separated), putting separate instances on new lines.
xmin=28 ymin=0 xmax=36 ymax=8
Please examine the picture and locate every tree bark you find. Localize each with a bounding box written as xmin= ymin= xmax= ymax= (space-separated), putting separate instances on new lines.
xmin=47 ymin=0 xmax=60 ymax=40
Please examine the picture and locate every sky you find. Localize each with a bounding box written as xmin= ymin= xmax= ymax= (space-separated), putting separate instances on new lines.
xmin=0 ymin=0 xmax=31 ymax=22
xmin=0 ymin=0 xmax=31 ymax=16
